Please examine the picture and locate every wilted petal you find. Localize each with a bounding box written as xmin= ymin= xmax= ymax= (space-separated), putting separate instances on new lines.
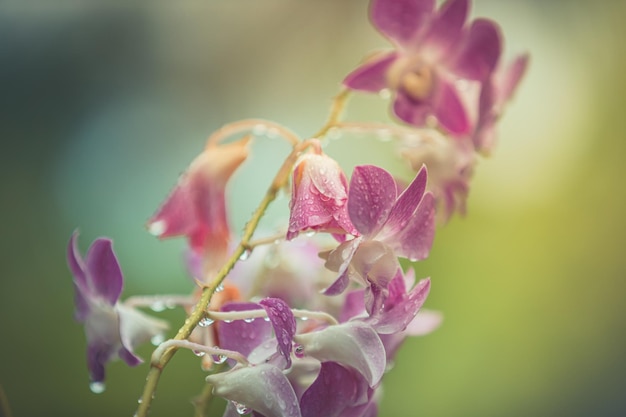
xmin=219 ymin=302 xmax=272 ymax=359
xmin=147 ymin=136 xmax=250 ymax=255
xmin=370 ymin=0 xmax=435 ymax=46
xmin=295 ymin=322 xmax=385 ymax=386
xmin=260 ymin=298 xmax=297 ymax=368
xmin=451 ymin=18 xmax=502 ymax=81
xmin=348 ymin=165 xmax=397 ymax=236
xmin=343 ymin=52 xmax=398 ymax=93
xmin=206 ymin=364 xmax=301 ymax=417
xmin=300 ymin=362 xmax=360 ymax=417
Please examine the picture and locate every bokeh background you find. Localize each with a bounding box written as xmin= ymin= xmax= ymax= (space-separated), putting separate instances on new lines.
xmin=2 ymin=1 xmax=625 ymax=416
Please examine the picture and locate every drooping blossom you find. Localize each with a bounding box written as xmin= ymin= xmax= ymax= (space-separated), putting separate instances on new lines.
xmin=472 ymin=53 xmax=529 ymax=154
xmin=324 ymin=164 xmax=435 ymax=295
xmin=398 ymin=128 xmax=475 ymax=220
xmin=147 ymin=136 xmax=250 ymax=280
xmin=287 ymin=144 xmax=357 ymax=240
xmin=344 ymin=0 xmax=502 ymax=135
xmin=67 ymin=231 xmax=168 ymax=385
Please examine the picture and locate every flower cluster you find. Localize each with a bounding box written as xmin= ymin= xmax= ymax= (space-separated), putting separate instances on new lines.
xmin=67 ymin=1 xmax=526 ymax=416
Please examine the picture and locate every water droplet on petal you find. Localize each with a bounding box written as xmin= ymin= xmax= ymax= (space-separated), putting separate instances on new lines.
xmin=232 ymin=401 xmax=252 ymax=415
xmin=148 ymin=220 xmax=166 ymax=237
xmin=150 ymin=300 xmax=166 ymax=312
xmin=243 ymin=317 xmax=255 ymax=323
xmin=379 ymin=88 xmax=391 ymax=99
xmin=151 ymin=333 xmax=165 ymax=346
xmin=253 ymin=124 xmax=267 ymax=136
xmin=89 ymin=381 xmax=106 ymax=394
xmin=294 ymin=344 xmax=305 ymax=359
xmin=239 ymin=249 xmax=252 ymax=261
xmin=198 ymin=317 xmax=214 ymax=327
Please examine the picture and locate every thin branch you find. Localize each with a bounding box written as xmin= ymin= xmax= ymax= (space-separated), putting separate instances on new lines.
xmin=206 ymin=119 xmax=300 ymax=147
xmin=311 ymin=88 xmax=351 ymax=139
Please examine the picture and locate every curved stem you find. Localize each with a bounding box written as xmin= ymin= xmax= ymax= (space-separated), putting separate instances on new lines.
xmin=152 ymin=340 xmax=249 ymax=366
xmin=134 ymin=138 xmax=315 ymax=417
xmin=206 ymin=119 xmax=301 ymax=147
xmin=123 ymin=295 xmax=195 ymax=309
xmin=207 ymin=308 xmax=338 ymax=325
xmin=311 ymin=88 xmax=351 ymax=139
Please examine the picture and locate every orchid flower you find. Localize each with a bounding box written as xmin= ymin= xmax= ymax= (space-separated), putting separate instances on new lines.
xmin=344 ymin=0 xmax=502 ymax=135
xmin=324 ymin=164 xmax=435 ymax=295
xmin=67 ymin=232 xmax=168 ymax=387
xmin=147 ymin=136 xmax=250 ymax=280
xmin=287 ymin=144 xmax=357 ymax=240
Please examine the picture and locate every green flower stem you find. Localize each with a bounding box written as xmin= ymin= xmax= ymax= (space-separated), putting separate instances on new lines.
xmin=134 ymin=138 xmax=314 ymax=417
xmin=312 ymin=88 xmax=351 ymax=139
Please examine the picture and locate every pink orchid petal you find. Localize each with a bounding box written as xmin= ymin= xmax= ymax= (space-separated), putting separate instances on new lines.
xmin=498 ymin=53 xmax=530 ymax=105
xmin=351 ymin=240 xmax=400 ymax=289
xmin=300 ymin=362 xmax=360 ymax=417
xmin=85 ymin=238 xmax=123 ymax=306
xmin=369 ymin=278 xmax=431 ymax=334
xmin=421 ymin=0 xmax=469 ymax=58
xmin=86 ymin=342 xmax=113 ymax=383
xmin=348 ymin=165 xmax=397 ymax=236
xmin=451 ymin=18 xmax=502 ymax=81
xmin=434 ymin=78 xmax=471 ymax=135
xmin=117 ymin=304 xmax=168 ymax=356
xmin=323 ymin=238 xmax=362 ymax=296
xmin=392 ymin=90 xmax=431 ymax=127
xmin=68 ymin=231 xmax=88 ymax=290
xmin=370 ymin=0 xmax=435 ymax=46
xmin=260 ymin=298 xmax=297 ymax=369
xmin=343 ymin=52 xmax=397 ymax=92
xmin=206 ymin=364 xmax=301 ymax=417
xmin=218 ymin=302 xmax=272 ymax=359
xmin=380 ymin=165 xmax=427 ymax=237
xmin=295 ymin=322 xmax=385 ymax=387
xmin=388 ymin=191 xmax=435 ymax=261
xmin=340 ymin=290 xmax=367 ymax=322
xmin=405 ymin=309 xmax=443 ymax=336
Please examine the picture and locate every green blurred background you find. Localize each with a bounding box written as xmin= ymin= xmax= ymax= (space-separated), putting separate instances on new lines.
xmin=1 ymin=1 xmax=625 ymax=416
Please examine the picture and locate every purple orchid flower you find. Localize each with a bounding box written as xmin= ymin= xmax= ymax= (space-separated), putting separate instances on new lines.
xmin=324 ymin=164 xmax=435 ymax=295
xmin=67 ymin=231 xmax=168 ymax=386
xmin=344 ymin=0 xmax=502 ymax=135
xmin=287 ymin=148 xmax=358 ymax=240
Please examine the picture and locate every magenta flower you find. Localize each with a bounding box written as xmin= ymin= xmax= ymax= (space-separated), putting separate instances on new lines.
xmin=147 ymin=136 xmax=250 ymax=277
xmin=67 ymin=232 xmax=168 ymax=386
xmin=324 ymin=164 xmax=435 ymax=295
xmin=287 ymin=149 xmax=357 ymax=240
xmin=344 ymin=0 xmax=502 ymax=135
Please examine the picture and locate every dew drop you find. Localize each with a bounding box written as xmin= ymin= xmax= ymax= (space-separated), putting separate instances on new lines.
xmin=239 ymin=249 xmax=252 ymax=261
xmin=299 ymin=316 xmax=308 ymax=321
xmin=232 ymin=401 xmax=252 ymax=415
xmin=150 ymin=300 xmax=166 ymax=312
xmin=193 ymin=350 xmax=206 ymax=357
xmin=243 ymin=317 xmax=255 ymax=323
xmin=253 ymin=124 xmax=267 ymax=136
xmin=215 ymin=283 xmax=225 ymax=293
xmin=223 ymin=319 xmax=233 ymax=324
xmin=89 ymin=381 xmax=106 ymax=394
xmin=148 ymin=220 xmax=166 ymax=237
xmin=305 ymin=231 xmax=316 ymax=237
xmin=379 ymin=88 xmax=391 ymax=99
xmin=137 ymin=397 xmax=143 ymax=404
xmin=198 ymin=317 xmax=214 ymax=328
xmin=212 ymin=352 xmax=228 ymax=365
xmin=150 ymin=333 xmax=165 ymax=346
xmin=264 ymin=317 xmax=271 ymax=322
xmin=294 ymin=344 xmax=305 ymax=359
